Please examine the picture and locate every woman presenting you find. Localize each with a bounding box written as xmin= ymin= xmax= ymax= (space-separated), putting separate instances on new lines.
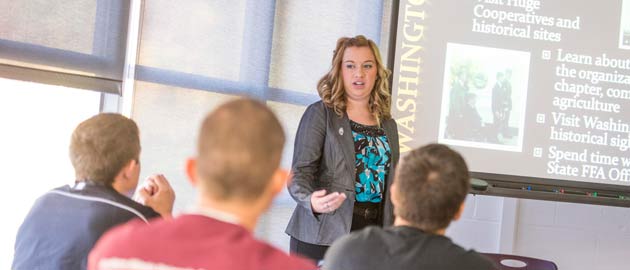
xmin=285 ymin=35 xmax=400 ymax=262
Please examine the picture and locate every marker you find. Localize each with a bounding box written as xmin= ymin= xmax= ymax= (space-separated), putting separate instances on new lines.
xmin=562 ymin=190 xmax=587 ymax=196
xmin=595 ymin=193 xmax=624 ymax=199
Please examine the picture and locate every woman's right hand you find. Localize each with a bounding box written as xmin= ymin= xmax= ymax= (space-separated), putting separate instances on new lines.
xmin=310 ymin=189 xmax=347 ymax=214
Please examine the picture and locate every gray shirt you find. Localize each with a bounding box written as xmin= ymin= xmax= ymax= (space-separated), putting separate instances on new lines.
xmin=323 ymin=226 xmax=497 ymax=270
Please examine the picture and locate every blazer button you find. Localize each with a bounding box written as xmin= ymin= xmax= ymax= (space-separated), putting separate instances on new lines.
xmin=339 ymin=127 xmax=344 ymax=136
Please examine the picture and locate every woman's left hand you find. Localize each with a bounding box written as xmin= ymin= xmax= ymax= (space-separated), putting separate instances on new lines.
xmin=310 ymin=190 xmax=347 ymax=214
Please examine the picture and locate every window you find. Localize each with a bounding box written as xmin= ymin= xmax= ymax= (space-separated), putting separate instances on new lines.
xmin=0 ymin=0 xmax=130 ymax=93
xmin=0 ymin=78 xmax=101 ymax=268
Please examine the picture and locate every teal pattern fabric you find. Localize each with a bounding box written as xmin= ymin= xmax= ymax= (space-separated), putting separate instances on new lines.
xmin=350 ymin=120 xmax=391 ymax=203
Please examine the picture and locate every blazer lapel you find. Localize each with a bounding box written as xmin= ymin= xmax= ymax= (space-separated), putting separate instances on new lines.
xmin=383 ymin=119 xmax=399 ymax=168
xmin=330 ymin=111 xmax=356 ymax=180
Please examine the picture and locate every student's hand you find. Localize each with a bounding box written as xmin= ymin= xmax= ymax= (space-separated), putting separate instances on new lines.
xmin=135 ymin=174 xmax=175 ymax=219
xmin=310 ymin=189 xmax=347 ymax=214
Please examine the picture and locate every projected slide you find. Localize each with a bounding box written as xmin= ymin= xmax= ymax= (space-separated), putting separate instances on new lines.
xmin=392 ymin=0 xmax=630 ymax=187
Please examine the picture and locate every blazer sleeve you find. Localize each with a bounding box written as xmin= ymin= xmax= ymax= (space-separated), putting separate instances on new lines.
xmin=287 ymin=102 xmax=326 ymax=217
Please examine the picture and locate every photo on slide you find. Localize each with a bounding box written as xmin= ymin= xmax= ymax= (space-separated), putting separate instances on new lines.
xmin=620 ymin=0 xmax=630 ymax=49
xmin=438 ymin=43 xmax=530 ymax=152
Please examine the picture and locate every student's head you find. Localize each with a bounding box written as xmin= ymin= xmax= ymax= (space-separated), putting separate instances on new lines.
xmin=70 ymin=113 xmax=141 ymax=190
xmin=503 ymin=69 xmax=512 ymax=81
xmin=452 ymin=62 xmax=471 ymax=84
xmin=496 ymin=72 xmax=504 ymax=81
xmin=317 ymin=35 xmax=391 ymax=124
xmin=391 ymin=144 xmax=470 ymax=233
xmin=188 ymin=98 xmax=286 ymax=207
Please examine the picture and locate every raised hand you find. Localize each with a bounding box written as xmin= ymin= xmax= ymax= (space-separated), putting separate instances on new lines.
xmin=135 ymin=174 xmax=176 ymax=219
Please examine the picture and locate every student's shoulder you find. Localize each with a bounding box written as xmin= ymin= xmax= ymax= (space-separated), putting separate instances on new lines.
xmin=25 ymin=185 xmax=81 ymax=213
xmin=453 ymin=249 xmax=498 ymax=270
xmin=467 ymin=251 xmax=498 ymax=269
xmin=254 ymin=239 xmax=317 ymax=270
xmin=88 ymin=219 xmax=147 ymax=264
xmin=49 ymin=184 xmax=159 ymax=220
xmin=322 ymin=227 xmax=391 ymax=270
xmin=96 ymin=215 xmax=177 ymax=250
xmin=338 ymin=225 xmax=386 ymax=244
xmin=327 ymin=226 xmax=388 ymax=257
xmin=97 ymin=218 xmax=149 ymax=244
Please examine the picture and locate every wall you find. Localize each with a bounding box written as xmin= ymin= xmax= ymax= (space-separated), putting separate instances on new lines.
xmin=514 ymin=199 xmax=630 ymax=270
xmin=446 ymin=195 xmax=505 ymax=253
xmin=445 ymin=195 xmax=630 ymax=270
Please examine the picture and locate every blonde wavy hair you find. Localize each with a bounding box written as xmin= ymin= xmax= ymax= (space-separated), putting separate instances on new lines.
xmin=317 ymin=35 xmax=392 ymax=125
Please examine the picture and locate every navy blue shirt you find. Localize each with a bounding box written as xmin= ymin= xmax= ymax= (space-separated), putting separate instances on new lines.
xmin=12 ymin=182 xmax=159 ymax=270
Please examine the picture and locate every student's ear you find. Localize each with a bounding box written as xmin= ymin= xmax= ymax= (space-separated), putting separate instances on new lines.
xmin=268 ymin=168 xmax=289 ymax=197
xmin=113 ymin=159 xmax=140 ymax=195
xmin=390 ymin=182 xmax=400 ymax=208
xmin=122 ymin=159 xmax=139 ymax=181
xmin=185 ymin=158 xmax=198 ymax=187
xmin=453 ymin=202 xmax=466 ymax=222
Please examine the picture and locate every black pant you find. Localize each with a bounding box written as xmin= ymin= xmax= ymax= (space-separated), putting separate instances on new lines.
xmin=351 ymin=201 xmax=382 ymax=231
xmin=289 ymin=202 xmax=382 ymax=262
xmin=290 ymin=237 xmax=328 ymax=263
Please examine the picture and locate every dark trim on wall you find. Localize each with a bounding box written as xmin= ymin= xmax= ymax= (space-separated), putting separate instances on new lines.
xmin=0 ymin=63 xmax=121 ymax=94
xmin=386 ymin=0 xmax=400 ymax=91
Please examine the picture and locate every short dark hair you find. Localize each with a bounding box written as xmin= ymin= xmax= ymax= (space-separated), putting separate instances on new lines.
xmin=196 ymin=98 xmax=285 ymax=200
xmin=70 ymin=113 xmax=140 ymax=186
xmin=394 ymin=144 xmax=470 ymax=232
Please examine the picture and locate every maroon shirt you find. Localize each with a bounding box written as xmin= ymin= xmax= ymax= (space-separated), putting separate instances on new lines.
xmin=89 ymin=214 xmax=316 ymax=270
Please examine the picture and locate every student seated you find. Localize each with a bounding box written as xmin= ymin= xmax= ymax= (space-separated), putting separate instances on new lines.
xmin=12 ymin=113 xmax=175 ymax=270
xmin=323 ymin=143 xmax=497 ymax=270
xmin=88 ymin=98 xmax=316 ymax=270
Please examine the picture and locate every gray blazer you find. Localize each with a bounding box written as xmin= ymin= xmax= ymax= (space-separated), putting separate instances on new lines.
xmin=285 ymin=101 xmax=400 ymax=245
